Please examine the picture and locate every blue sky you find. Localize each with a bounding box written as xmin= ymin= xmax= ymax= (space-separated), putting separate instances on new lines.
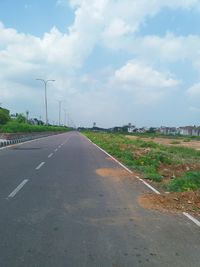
xmin=0 ymin=0 xmax=200 ymax=128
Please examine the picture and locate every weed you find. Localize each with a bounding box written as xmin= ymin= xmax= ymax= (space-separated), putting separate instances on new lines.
xmin=166 ymin=172 xmax=200 ymax=192
xmin=170 ymin=141 xmax=181 ymax=145
xmin=183 ymin=138 xmax=191 ymax=142
xmin=84 ymin=131 xmax=200 ymax=191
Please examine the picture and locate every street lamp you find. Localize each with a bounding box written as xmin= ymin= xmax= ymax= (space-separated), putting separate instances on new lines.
xmin=57 ymin=100 xmax=62 ymax=126
xmin=36 ymin=79 xmax=55 ymax=125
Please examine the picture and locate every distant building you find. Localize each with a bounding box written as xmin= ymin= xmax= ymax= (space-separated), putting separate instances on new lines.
xmin=178 ymin=126 xmax=200 ymax=136
xmin=159 ymin=127 xmax=178 ymax=135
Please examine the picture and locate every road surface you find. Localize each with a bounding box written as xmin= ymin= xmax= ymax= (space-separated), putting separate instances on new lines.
xmin=0 ymin=131 xmax=199 ymax=267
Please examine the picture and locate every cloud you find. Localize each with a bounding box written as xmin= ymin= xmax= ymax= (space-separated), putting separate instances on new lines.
xmin=131 ymin=33 xmax=200 ymax=65
xmin=1 ymin=0 xmax=200 ymax=126
xmin=187 ymin=82 xmax=200 ymax=97
xmin=111 ymin=61 xmax=180 ymax=105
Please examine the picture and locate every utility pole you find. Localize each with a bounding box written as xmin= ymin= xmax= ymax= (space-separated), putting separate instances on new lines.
xmin=36 ymin=79 xmax=55 ymax=125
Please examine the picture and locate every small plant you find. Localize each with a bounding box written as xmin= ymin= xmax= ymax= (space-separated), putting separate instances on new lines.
xmin=166 ymin=172 xmax=200 ymax=192
xmin=170 ymin=140 xmax=180 ymax=145
xmin=183 ymin=138 xmax=191 ymax=142
xmin=145 ymin=172 xmax=163 ymax=182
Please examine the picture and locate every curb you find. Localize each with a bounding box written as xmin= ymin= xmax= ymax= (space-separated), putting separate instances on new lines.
xmin=0 ymin=132 xmax=63 ymax=148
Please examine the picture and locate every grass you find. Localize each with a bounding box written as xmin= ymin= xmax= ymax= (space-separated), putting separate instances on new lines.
xmin=0 ymin=121 xmax=70 ymax=133
xmin=83 ymin=131 xmax=200 ymax=192
xmin=166 ymin=172 xmax=200 ymax=192
xmin=170 ymin=140 xmax=181 ymax=145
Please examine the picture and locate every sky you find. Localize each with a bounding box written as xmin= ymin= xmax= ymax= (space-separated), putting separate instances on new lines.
xmin=1 ymin=0 xmax=200 ymax=128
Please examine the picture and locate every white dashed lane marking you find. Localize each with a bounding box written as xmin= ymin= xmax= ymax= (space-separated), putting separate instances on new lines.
xmin=48 ymin=153 xmax=53 ymax=158
xmin=7 ymin=179 xmax=29 ymax=199
xmin=36 ymin=162 xmax=45 ymax=170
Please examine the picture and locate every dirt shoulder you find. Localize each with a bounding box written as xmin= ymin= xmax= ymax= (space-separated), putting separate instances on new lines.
xmin=139 ymin=191 xmax=200 ymax=217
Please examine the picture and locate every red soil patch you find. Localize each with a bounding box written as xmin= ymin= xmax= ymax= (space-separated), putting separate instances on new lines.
xmin=138 ymin=191 xmax=200 ymax=216
xmin=96 ymin=168 xmax=132 ymax=178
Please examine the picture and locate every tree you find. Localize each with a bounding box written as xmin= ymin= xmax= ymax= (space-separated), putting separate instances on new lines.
xmin=0 ymin=108 xmax=10 ymax=125
xmin=16 ymin=113 xmax=26 ymax=123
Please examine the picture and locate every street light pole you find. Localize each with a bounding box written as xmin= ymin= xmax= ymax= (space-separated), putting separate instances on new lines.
xmin=36 ymin=79 xmax=55 ymax=125
xmin=58 ymin=100 xmax=62 ymax=126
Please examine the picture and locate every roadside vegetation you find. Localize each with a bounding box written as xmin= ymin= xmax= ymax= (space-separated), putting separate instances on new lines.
xmin=0 ymin=108 xmax=70 ymax=133
xmin=84 ymin=131 xmax=200 ymax=193
xmin=0 ymin=121 xmax=69 ymax=133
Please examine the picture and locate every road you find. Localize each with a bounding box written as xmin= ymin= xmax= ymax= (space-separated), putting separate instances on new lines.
xmin=0 ymin=131 xmax=199 ymax=267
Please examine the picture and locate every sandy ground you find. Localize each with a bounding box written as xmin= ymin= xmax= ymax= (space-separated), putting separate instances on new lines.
xmin=127 ymin=135 xmax=200 ymax=150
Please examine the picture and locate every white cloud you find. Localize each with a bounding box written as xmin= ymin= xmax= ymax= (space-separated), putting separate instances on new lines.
xmin=132 ymin=33 xmax=200 ymax=64
xmin=187 ymin=82 xmax=200 ymax=97
xmin=111 ymin=61 xmax=180 ymax=105
xmin=1 ymin=0 xmax=200 ymax=126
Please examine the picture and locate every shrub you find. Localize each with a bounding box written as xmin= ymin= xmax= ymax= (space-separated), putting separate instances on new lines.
xmin=145 ymin=172 xmax=163 ymax=182
xmin=16 ymin=114 xmax=26 ymax=123
xmin=166 ymin=172 xmax=200 ymax=192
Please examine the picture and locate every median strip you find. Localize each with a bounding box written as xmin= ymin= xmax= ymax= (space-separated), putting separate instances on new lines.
xmin=7 ymin=179 xmax=29 ymax=199
xmin=36 ymin=162 xmax=45 ymax=170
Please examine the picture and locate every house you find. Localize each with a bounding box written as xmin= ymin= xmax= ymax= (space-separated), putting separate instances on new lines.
xmin=159 ymin=127 xmax=178 ymax=135
xmin=128 ymin=125 xmax=136 ymax=133
xmin=178 ymin=126 xmax=200 ymax=136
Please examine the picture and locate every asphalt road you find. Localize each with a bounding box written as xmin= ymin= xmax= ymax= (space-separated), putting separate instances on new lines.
xmin=0 ymin=131 xmax=199 ymax=267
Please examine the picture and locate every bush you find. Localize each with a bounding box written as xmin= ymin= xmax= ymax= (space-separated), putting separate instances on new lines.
xmin=166 ymin=172 xmax=200 ymax=192
xmin=16 ymin=114 xmax=26 ymax=123
xmin=145 ymin=172 xmax=163 ymax=182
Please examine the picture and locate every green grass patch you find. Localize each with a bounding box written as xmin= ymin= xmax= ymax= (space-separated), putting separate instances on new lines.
xmin=0 ymin=121 xmax=70 ymax=133
xmin=183 ymin=138 xmax=191 ymax=142
xmin=166 ymin=172 xmax=200 ymax=192
xmin=170 ymin=140 xmax=181 ymax=145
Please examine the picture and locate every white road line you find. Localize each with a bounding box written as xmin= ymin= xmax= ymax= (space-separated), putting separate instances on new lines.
xmin=8 ymin=179 xmax=29 ymax=198
xmin=36 ymin=162 xmax=45 ymax=170
xmin=92 ymin=143 xmax=132 ymax=174
xmin=85 ymin=135 xmax=200 ymax=227
xmin=48 ymin=153 xmax=53 ymax=158
xmin=138 ymin=178 xmax=160 ymax=195
xmin=183 ymin=212 xmax=200 ymax=227
xmin=54 ymin=148 xmax=58 ymax=152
